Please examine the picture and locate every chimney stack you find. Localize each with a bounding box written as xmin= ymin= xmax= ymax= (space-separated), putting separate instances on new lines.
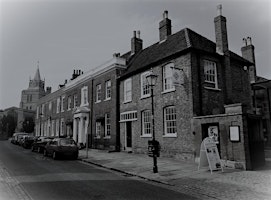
xmin=159 ymin=10 xmax=172 ymax=41
xmin=241 ymin=37 xmax=257 ymax=83
xmin=214 ymin=5 xmax=228 ymax=54
xmin=131 ymin=30 xmax=143 ymax=55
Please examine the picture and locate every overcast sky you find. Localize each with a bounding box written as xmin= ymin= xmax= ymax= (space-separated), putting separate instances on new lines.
xmin=0 ymin=0 xmax=270 ymax=110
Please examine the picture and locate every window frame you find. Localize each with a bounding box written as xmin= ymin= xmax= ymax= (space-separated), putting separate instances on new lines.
xmin=124 ymin=78 xmax=132 ymax=103
xmin=163 ymin=106 xmax=177 ymax=137
xmin=96 ymin=84 xmax=102 ymax=103
xmin=105 ymin=80 xmax=111 ymax=100
xmin=141 ymin=71 xmax=151 ymax=98
xmin=141 ymin=110 xmax=151 ymax=137
xmin=163 ymin=63 xmax=175 ymax=92
xmin=95 ymin=121 xmax=101 ymax=138
xmin=105 ymin=113 xmax=111 ymax=138
xmin=204 ymin=60 xmax=218 ymax=89
xmin=81 ymin=86 xmax=89 ymax=106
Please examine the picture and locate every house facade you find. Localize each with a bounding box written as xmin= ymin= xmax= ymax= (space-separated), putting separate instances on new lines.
xmin=35 ymin=55 xmax=126 ymax=151
xmin=118 ymin=6 xmax=263 ymax=169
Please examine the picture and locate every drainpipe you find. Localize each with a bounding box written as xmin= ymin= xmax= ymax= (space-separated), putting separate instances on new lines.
xmin=197 ymin=52 xmax=203 ymax=116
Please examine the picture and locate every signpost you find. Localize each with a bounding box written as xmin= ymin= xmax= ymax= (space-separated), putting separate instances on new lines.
xmin=198 ymin=137 xmax=223 ymax=174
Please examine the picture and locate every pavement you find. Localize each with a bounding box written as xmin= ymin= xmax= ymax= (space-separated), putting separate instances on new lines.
xmin=79 ymin=149 xmax=271 ymax=200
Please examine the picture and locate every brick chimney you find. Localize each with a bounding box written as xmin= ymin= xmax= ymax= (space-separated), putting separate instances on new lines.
xmin=159 ymin=10 xmax=171 ymax=41
xmin=131 ymin=30 xmax=143 ymax=55
xmin=214 ymin=5 xmax=228 ymax=55
xmin=241 ymin=37 xmax=257 ymax=83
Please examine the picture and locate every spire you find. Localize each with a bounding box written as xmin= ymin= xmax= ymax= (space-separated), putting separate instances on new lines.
xmin=34 ymin=61 xmax=41 ymax=81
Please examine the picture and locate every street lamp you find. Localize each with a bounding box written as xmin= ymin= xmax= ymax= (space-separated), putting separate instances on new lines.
xmin=146 ymin=69 xmax=158 ymax=173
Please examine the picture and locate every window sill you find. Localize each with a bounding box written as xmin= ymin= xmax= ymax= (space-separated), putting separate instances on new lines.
xmin=163 ymin=133 xmax=177 ymax=138
xmin=140 ymin=95 xmax=151 ymax=100
xmin=161 ymin=88 xmax=176 ymax=94
xmin=140 ymin=135 xmax=152 ymax=138
xmin=204 ymin=87 xmax=221 ymax=91
xmin=94 ymin=136 xmax=101 ymax=139
xmin=104 ymin=136 xmax=111 ymax=139
xmin=95 ymin=101 xmax=101 ymax=104
xmin=104 ymin=98 xmax=111 ymax=102
xmin=123 ymin=100 xmax=132 ymax=104
xmin=80 ymin=103 xmax=89 ymax=107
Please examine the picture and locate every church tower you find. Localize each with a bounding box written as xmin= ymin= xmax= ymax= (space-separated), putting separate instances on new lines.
xmin=20 ymin=62 xmax=46 ymax=111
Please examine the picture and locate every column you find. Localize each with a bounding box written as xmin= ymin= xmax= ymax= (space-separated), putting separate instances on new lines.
xmin=73 ymin=118 xmax=77 ymax=142
xmin=78 ymin=117 xmax=82 ymax=144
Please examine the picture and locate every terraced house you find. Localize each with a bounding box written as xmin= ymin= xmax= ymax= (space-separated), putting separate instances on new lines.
xmin=118 ymin=6 xmax=264 ymax=170
xmin=36 ymin=55 xmax=126 ymax=151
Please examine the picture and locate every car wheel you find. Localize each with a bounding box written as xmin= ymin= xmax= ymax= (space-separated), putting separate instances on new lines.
xmin=53 ymin=151 xmax=57 ymax=160
xmin=43 ymin=149 xmax=47 ymax=157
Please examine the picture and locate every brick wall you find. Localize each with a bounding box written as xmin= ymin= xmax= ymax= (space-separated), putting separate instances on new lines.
xmin=119 ymin=53 xmax=195 ymax=160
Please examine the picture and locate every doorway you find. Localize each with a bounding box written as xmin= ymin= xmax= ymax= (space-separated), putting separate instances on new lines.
xmin=125 ymin=122 xmax=132 ymax=151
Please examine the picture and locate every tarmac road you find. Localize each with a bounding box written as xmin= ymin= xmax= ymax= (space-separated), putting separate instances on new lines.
xmin=0 ymin=140 xmax=197 ymax=200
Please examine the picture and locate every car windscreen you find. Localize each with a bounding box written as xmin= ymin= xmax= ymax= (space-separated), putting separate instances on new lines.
xmin=59 ymin=139 xmax=76 ymax=146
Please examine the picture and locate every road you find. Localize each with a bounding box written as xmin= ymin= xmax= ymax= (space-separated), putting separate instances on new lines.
xmin=0 ymin=140 xmax=197 ymax=200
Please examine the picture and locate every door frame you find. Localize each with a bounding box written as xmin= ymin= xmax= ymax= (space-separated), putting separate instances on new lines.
xmin=125 ymin=121 xmax=132 ymax=152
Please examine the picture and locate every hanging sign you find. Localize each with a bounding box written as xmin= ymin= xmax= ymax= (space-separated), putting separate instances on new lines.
xmin=172 ymin=68 xmax=183 ymax=86
xmin=198 ymin=137 xmax=223 ymax=174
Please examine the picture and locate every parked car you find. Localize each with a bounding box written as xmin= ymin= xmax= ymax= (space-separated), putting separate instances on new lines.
xmin=22 ymin=136 xmax=35 ymax=149
xmin=10 ymin=132 xmax=28 ymax=145
xmin=31 ymin=136 xmax=54 ymax=153
xmin=44 ymin=138 xmax=78 ymax=160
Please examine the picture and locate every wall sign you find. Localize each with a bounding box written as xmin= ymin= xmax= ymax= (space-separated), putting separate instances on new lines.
xmin=208 ymin=126 xmax=219 ymax=144
xmin=230 ymin=126 xmax=240 ymax=142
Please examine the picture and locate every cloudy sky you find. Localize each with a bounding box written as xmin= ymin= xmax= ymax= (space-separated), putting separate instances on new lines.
xmin=0 ymin=0 xmax=270 ymax=109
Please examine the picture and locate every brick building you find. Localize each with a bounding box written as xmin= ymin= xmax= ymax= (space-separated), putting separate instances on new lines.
xmin=118 ymin=6 xmax=263 ymax=169
xmin=35 ymin=55 xmax=126 ymax=151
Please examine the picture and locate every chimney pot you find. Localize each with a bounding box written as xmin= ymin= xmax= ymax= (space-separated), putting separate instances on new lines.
xmin=243 ymin=38 xmax=247 ymax=46
xmin=247 ymin=37 xmax=252 ymax=45
xmin=163 ymin=10 xmax=168 ymax=19
xmin=217 ymin=4 xmax=222 ymax=16
xmin=137 ymin=30 xmax=141 ymax=39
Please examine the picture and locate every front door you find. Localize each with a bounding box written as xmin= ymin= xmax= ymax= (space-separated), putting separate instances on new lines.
xmin=125 ymin=122 xmax=132 ymax=151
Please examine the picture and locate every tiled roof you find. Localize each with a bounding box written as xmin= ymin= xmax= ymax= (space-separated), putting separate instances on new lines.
xmin=120 ymin=28 xmax=251 ymax=79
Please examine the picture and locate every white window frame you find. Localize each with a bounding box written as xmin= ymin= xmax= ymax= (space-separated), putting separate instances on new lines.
xmin=60 ymin=118 xmax=64 ymax=136
xmin=57 ymin=97 xmax=61 ymax=113
xmin=51 ymin=120 xmax=55 ymax=136
xmin=95 ymin=121 xmax=101 ymax=138
xmin=105 ymin=80 xmax=111 ymax=100
xmin=163 ymin=63 xmax=175 ymax=92
xmin=49 ymin=101 xmax=52 ymax=111
xmin=141 ymin=110 xmax=151 ymax=137
xmin=67 ymin=96 xmax=72 ymax=110
xmin=96 ymin=84 xmax=102 ymax=103
xmin=73 ymin=95 xmax=78 ymax=108
xmin=204 ymin=60 xmax=218 ymax=89
xmin=56 ymin=119 xmax=59 ymax=136
xmin=124 ymin=78 xmax=132 ymax=103
xmin=141 ymin=71 xmax=151 ymax=98
xmin=61 ymin=96 xmax=65 ymax=112
xmin=81 ymin=86 xmax=89 ymax=106
xmin=120 ymin=111 xmax=137 ymax=122
xmin=105 ymin=113 xmax=111 ymax=138
xmin=163 ymin=106 xmax=177 ymax=137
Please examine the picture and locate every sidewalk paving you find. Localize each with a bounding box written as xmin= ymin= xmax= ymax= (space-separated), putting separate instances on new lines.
xmin=79 ymin=149 xmax=271 ymax=200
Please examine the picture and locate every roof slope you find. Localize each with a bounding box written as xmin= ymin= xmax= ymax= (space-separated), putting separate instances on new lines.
xmin=121 ymin=28 xmax=251 ymax=78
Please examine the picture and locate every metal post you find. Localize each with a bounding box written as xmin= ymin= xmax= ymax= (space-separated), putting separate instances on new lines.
xmin=151 ymin=86 xmax=158 ymax=173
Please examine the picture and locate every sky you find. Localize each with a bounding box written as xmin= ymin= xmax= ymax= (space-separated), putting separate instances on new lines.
xmin=0 ymin=0 xmax=270 ymax=110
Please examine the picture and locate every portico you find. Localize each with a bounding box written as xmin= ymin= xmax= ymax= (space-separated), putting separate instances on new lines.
xmin=73 ymin=107 xmax=90 ymax=145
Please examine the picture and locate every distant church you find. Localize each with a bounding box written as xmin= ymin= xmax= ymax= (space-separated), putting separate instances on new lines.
xmin=20 ymin=62 xmax=50 ymax=111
